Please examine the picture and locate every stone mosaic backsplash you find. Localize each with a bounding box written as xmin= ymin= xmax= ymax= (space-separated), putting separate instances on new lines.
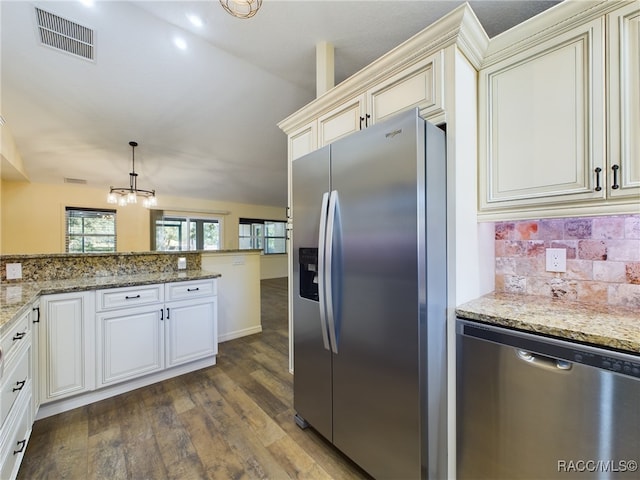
xmin=495 ymin=214 xmax=640 ymax=308
xmin=0 ymin=252 xmax=201 ymax=283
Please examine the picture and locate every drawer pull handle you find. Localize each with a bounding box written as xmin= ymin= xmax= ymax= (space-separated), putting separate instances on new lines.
xmin=13 ymin=440 xmax=26 ymax=455
xmin=13 ymin=380 xmax=26 ymax=392
xmin=33 ymin=306 xmax=40 ymax=323
xmin=160 ymin=308 xmax=164 ymax=321
xmin=187 ymin=287 xmax=200 ymax=292
xmin=125 ymin=294 xmax=141 ymax=300
xmin=12 ymin=332 xmax=26 ymax=341
xmin=594 ymin=167 xmax=602 ymax=191
xmin=166 ymin=307 xmax=170 ymax=320
xmin=611 ymin=165 xmax=620 ymax=189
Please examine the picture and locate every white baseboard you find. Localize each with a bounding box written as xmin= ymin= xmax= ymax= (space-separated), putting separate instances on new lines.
xmin=218 ymin=325 xmax=262 ymax=343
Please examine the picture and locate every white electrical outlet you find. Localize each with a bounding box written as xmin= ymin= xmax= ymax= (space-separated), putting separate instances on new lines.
xmin=546 ymin=248 xmax=567 ymax=273
xmin=6 ymin=263 xmax=22 ymax=280
xmin=177 ymin=257 xmax=187 ymax=270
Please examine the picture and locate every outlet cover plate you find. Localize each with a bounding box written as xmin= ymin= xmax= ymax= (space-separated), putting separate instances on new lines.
xmin=6 ymin=263 xmax=23 ymax=280
xmin=546 ymin=248 xmax=567 ymax=273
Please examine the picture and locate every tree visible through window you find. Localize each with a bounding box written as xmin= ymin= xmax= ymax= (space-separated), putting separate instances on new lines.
xmin=153 ymin=216 xmax=221 ymax=251
xmin=239 ymin=218 xmax=286 ymax=254
xmin=66 ymin=207 xmax=117 ymax=253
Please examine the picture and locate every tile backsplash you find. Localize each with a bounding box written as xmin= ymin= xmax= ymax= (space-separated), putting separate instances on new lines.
xmin=495 ymin=214 xmax=640 ymax=308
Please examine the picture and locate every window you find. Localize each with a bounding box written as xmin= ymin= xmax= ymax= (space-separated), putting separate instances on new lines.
xmin=66 ymin=207 xmax=116 ymax=253
xmin=152 ymin=213 xmax=221 ymax=251
xmin=239 ymin=218 xmax=287 ymax=254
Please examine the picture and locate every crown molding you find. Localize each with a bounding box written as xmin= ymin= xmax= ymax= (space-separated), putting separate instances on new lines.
xmin=278 ymin=3 xmax=488 ymax=134
xmin=481 ymin=0 xmax=630 ymax=67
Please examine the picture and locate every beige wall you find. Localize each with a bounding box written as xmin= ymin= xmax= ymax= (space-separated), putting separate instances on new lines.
xmin=1 ymin=180 xmax=287 ymax=255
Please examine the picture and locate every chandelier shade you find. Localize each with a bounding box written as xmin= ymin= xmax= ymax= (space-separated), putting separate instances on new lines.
xmin=219 ymin=0 xmax=262 ymax=19
xmin=107 ymin=141 xmax=157 ymax=208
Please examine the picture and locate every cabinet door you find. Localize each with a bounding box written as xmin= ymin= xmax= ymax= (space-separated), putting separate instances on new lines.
xmin=289 ymin=121 xmax=317 ymax=161
xmin=30 ymin=301 xmax=40 ymax=416
xmin=608 ymin=3 xmax=640 ymax=199
xmin=367 ymin=52 xmax=442 ymax=125
xmin=318 ymin=95 xmax=365 ymax=147
xmin=165 ymin=299 xmax=217 ymax=368
xmin=40 ymin=292 xmax=94 ymax=402
xmin=479 ymin=18 xmax=606 ymax=212
xmin=96 ymin=306 xmax=164 ymax=387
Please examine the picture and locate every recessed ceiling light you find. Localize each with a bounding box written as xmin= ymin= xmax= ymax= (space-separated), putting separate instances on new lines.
xmin=78 ymin=0 xmax=95 ymax=7
xmin=186 ymin=14 xmax=203 ymax=28
xmin=174 ymin=37 xmax=187 ymax=51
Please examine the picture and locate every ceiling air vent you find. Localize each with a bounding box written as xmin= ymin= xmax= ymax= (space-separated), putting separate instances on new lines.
xmin=64 ymin=177 xmax=88 ymax=185
xmin=35 ymin=7 xmax=94 ymax=61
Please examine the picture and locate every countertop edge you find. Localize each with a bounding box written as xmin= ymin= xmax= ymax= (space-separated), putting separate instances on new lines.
xmin=455 ymin=293 xmax=640 ymax=354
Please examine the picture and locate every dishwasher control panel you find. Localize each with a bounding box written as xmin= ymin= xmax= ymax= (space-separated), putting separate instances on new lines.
xmin=459 ymin=319 xmax=640 ymax=380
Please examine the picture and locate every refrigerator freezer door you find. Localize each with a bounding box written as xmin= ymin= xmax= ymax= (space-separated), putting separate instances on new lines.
xmin=292 ymin=146 xmax=333 ymax=441
xmin=329 ymin=111 xmax=426 ymax=478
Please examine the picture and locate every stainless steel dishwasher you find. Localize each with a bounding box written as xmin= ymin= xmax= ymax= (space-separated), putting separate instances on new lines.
xmin=457 ymin=318 xmax=640 ymax=479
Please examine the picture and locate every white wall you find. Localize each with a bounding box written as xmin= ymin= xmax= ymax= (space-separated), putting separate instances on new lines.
xmin=201 ymin=251 xmax=262 ymax=342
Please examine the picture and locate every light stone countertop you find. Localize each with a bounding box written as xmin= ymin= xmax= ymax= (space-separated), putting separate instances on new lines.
xmin=456 ymin=293 xmax=640 ymax=354
xmin=0 ymin=270 xmax=221 ymax=333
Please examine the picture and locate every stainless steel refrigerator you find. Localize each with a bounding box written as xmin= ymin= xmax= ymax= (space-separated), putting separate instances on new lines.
xmin=292 ymin=109 xmax=448 ymax=479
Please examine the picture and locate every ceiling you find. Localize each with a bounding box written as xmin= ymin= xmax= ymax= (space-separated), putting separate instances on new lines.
xmin=1 ymin=0 xmax=561 ymax=208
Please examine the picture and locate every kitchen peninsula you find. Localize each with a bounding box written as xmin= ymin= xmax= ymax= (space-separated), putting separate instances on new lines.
xmin=0 ymin=249 xmax=261 ymax=479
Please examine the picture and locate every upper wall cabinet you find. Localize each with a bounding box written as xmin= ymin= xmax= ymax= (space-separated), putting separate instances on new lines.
xmin=608 ymin=2 xmax=640 ymax=199
xmin=478 ymin=1 xmax=640 ymax=220
xmin=279 ymin=3 xmax=488 ymax=162
xmin=306 ymin=52 xmax=443 ymax=154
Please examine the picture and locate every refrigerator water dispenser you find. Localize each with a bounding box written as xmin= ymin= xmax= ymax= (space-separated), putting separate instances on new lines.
xmin=298 ymin=248 xmax=319 ymax=301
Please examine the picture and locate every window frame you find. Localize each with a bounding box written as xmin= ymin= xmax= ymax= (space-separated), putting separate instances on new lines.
xmin=152 ymin=211 xmax=224 ymax=251
xmin=239 ymin=218 xmax=287 ymax=255
xmin=65 ymin=207 xmax=117 ymax=253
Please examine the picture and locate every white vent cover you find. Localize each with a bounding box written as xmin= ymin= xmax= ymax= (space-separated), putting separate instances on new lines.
xmin=64 ymin=177 xmax=88 ymax=185
xmin=35 ymin=7 xmax=94 ymax=61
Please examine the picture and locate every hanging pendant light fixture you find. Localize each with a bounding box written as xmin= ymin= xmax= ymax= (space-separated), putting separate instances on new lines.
xmin=107 ymin=141 xmax=157 ymax=208
xmin=219 ymin=0 xmax=262 ymax=19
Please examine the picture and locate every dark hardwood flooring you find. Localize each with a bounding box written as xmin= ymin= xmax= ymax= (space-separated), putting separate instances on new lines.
xmin=18 ymin=278 xmax=369 ymax=480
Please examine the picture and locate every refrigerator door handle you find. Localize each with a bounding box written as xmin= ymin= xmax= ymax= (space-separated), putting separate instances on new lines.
xmin=325 ymin=190 xmax=340 ymax=354
xmin=317 ymin=191 xmax=331 ymax=351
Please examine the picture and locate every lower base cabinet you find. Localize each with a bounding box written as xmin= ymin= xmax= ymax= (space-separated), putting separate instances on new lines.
xmin=96 ymin=306 xmax=165 ymax=387
xmin=95 ymin=279 xmax=218 ymax=388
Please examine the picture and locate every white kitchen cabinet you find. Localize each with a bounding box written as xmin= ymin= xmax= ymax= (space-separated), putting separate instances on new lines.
xmin=96 ymin=305 xmax=164 ymax=387
xmin=95 ymin=279 xmax=217 ymax=387
xmin=0 ymin=306 xmax=34 ymax=480
xmin=479 ymin=17 xmax=606 ymax=213
xmin=608 ymin=2 xmax=640 ymax=199
xmin=318 ymin=95 xmax=366 ymax=147
xmin=39 ymin=291 xmax=95 ymax=403
xmin=165 ymin=298 xmax=217 ymax=367
xmin=294 ymin=52 xmax=443 ymax=154
xmin=289 ymin=121 xmax=317 ymax=161
xmin=30 ymin=301 xmax=40 ymax=417
xmin=165 ymin=279 xmax=218 ymax=367
xmin=366 ymin=52 xmax=442 ymax=125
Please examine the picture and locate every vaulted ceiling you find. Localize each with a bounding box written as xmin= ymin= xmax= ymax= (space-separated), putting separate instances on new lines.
xmin=1 ymin=1 xmax=561 ymax=207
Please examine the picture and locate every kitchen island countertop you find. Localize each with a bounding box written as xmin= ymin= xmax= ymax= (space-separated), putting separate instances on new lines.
xmin=456 ymin=293 xmax=640 ymax=354
xmin=0 ymin=270 xmax=221 ymax=332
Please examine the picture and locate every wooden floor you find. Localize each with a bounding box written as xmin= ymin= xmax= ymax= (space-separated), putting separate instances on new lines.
xmin=18 ymin=278 xmax=369 ymax=480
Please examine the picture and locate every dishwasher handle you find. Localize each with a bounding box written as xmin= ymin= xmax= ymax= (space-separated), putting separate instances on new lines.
xmin=516 ymin=349 xmax=572 ymax=371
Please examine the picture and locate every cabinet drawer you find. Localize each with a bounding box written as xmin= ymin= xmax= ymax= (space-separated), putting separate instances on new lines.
xmin=0 ymin=390 xmax=31 ymax=480
xmin=0 ymin=310 xmax=30 ymax=366
xmin=96 ymin=284 xmax=163 ymax=311
xmin=0 ymin=345 xmax=30 ymax=428
xmin=165 ymin=280 xmax=216 ymax=301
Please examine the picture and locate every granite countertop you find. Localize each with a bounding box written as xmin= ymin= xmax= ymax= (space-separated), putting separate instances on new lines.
xmin=0 ymin=270 xmax=221 ymax=332
xmin=456 ymin=293 xmax=640 ymax=354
